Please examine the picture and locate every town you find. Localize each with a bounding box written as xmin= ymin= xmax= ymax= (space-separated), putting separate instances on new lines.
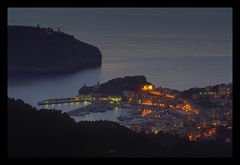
xmin=38 ymin=76 xmax=232 ymax=143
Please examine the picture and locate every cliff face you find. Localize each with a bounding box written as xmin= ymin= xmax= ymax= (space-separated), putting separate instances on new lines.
xmin=8 ymin=25 xmax=102 ymax=74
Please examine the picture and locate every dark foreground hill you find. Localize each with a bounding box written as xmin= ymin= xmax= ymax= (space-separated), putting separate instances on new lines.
xmin=8 ymin=25 xmax=102 ymax=74
xmin=8 ymin=98 xmax=232 ymax=157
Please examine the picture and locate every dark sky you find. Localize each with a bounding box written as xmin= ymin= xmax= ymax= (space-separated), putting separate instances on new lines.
xmin=8 ymin=8 xmax=232 ymax=57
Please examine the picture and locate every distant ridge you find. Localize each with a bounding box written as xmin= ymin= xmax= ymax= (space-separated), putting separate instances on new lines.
xmin=8 ymin=25 xmax=102 ymax=74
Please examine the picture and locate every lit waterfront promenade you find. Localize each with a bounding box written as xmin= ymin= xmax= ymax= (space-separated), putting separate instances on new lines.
xmin=38 ymin=96 xmax=93 ymax=105
xmin=38 ymin=95 xmax=122 ymax=105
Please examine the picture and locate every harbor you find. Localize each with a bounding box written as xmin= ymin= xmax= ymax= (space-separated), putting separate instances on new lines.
xmin=37 ymin=80 xmax=232 ymax=142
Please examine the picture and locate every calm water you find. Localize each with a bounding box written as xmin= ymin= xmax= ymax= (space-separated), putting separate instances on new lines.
xmin=8 ymin=56 xmax=232 ymax=106
xmin=7 ymin=8 xmax=232 ymax=122
xmin=8 ymin=56 xmax=232 ymax=122
xmin=71 ymin=107 xmax=133 ymax=123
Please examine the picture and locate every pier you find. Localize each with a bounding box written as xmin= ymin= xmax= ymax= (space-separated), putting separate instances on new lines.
xmin=38 ymin=96 xmax=95 ymax=105
xmin=38 ymin=95 xmax=122 ymax=105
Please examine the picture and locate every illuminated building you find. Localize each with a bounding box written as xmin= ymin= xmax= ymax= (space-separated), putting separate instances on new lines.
xmin=142 ymin=85 xmax=154 ymax=91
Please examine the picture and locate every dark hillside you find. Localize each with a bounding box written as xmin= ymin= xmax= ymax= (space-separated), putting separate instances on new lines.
xmin=8 ymin=25 xmax=102 ymax=74
xmin=8 ymin=98 xmax=232 ymax=157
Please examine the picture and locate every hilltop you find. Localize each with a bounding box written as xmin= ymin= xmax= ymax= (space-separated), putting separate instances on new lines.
xmin=79 ymin=75 xmax=152 ymax=96
xmin=8 ymin=25 xmax=102 ymax=74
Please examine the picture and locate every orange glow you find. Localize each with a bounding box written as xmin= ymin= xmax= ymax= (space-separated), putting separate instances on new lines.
xmin=199 ymin=122 xmax=207 ymax=128
xmin=181 ymin=103 xmax=199 ymax=114
xmin=141 ymin=109 xmax=153 ymax=117
xmin=187 ymin=133 xmax=201 ymax=141
xmin=141 ymin=100 xmax=153 ymax=106
xmin=188 ymin=134 xmax=194 ymax=141
xmin=166 ymin=94 xmax=175 ymax=99
xmin=149 ymin=91 xmax=161 ymax=95
xmin=182 ymin=104 xmax=191 ymax=111
xmin=188 ymin=128 xmax=217 ymax=141
xmin=155 ymin=114 xmax=161 ymax=118
xmin=203 ymin=128 xmax=216 ymax=138
xmin=142 ymin=85 xmax=153 ymax=91
xmin=159 ymin=103 xmax=165 ymax=107
xmin=140 ymin=100 xmax=165 ymax=107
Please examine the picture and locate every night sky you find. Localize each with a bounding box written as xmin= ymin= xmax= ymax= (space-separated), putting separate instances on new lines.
xmin=8 ymin=8 xmax=232 ymax=57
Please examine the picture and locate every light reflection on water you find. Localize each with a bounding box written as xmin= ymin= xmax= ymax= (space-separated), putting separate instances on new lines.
xmin=38 ymin=101 xmax=133 ymax=125
xmin=8 ymin=56 xmax=232 ymax=109
xmin=8 ymin=56 xmax=232 ymax=123
xmin=38 ymin=101 xmax=92 ymax=113
xmin=71 ymin=107 xmax=133 ymax=124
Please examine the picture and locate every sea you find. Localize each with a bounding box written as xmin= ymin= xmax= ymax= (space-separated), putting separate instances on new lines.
xmin=8 ymin=55 xmax=232 ymax=122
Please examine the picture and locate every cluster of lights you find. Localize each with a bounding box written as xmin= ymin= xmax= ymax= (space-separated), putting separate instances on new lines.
xmin=140 ymin=100 xmax=165 ymax=107
xmin=155 ymin=114 xmax=161 ymax=118
xmin=142 ymin=85 xmax=153 ymax=91
xmin=165 ymin=94 xmax=175 ymax=99
xmin=182 ymin=103 xmax=199 ymax=114
xmin=99 ymin=96 xmax=122 ymax=102
xmin=141 ymin=109 xmax=153 ymax=117
xmin=182 ymin=104 xmax=192 ymax=111
xmin=187 ymin=127 xmax=217 ymax=141
xmin=159 ymin=103 xmax=165 ymax=107
xmin=149 ymin=91 xmax=161 ymax=95
xmin=141 ymin=100 xmax=153 ymax=106
xmin=187 ymin=133 xmax=201 ymax=141
xmin=203 ymin=128 xmax=216 ymax=137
